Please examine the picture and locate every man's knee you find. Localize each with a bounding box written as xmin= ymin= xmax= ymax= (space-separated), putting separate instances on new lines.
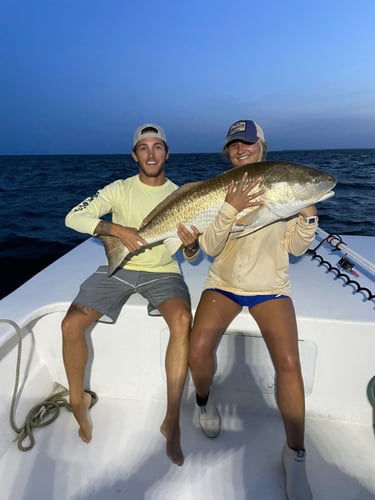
xmin=61 ymin=305 xmax=96 ymax=339
xmin=180 ymin=307 xmax=192 ymax=329
xmin=161 ymin=299 xmax=192 ymax=332
xmin=61 ymin=313 xmax=81 ymax=340
xmin=170 ymin=308 xmax=192 ymax=338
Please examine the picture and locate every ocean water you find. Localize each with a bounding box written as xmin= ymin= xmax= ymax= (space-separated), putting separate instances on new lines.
xmin=1 ymin=149 xmax=374 ymax=299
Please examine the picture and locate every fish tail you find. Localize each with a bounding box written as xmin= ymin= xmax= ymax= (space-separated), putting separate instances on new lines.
xmin=98 ymin=235 xmax=128 ymax=275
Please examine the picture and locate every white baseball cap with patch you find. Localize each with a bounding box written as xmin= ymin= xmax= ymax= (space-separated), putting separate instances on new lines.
xmin=133 ymin=123 xmax=167 ymax=147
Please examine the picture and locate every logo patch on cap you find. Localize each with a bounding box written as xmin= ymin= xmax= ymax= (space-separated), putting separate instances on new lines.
xmin=229 ymin=121 xmax=247 ymax=136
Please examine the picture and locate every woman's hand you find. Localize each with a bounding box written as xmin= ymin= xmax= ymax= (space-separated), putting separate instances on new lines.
xmin=225 ymin=173 xmax=266 ymax=213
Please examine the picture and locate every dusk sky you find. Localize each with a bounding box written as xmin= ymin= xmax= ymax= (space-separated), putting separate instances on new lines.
xmin=1 ymin=0 xmax=374 ymax=155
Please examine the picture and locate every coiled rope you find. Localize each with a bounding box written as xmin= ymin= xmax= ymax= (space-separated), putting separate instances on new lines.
xmin=0 ymin=318 xmax=71 ymax=451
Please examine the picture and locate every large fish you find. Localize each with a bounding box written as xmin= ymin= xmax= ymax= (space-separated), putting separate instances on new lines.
xmin=99 ymin=161 xmax=336 ymax=274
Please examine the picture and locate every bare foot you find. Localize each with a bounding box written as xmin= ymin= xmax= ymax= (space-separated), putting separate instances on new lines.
xmin=160 ymin=418 xmax=184 ymax=466
xmin=71 ymin=392 xmax=94 ymax=443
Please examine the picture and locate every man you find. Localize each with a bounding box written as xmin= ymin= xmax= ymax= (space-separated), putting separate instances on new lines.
xmin=61 ymin=124 xmax=200 ymax=466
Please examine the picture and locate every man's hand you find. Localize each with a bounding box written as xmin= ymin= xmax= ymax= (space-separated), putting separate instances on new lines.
xmin=114 ymin=226 xmax=149 ymax=253
xmin=177 ymin=223 xmax=200 ymax=251
xmin=95 ymin=220 xmax=148 ymax=253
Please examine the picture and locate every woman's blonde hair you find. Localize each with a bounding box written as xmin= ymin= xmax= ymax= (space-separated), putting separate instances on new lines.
xmin=258 ymin=139 xmax=268 ymax=161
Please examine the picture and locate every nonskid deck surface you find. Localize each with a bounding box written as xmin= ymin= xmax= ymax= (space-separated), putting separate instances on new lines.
xmin=1 ymin=396 xmax=374 ymax=500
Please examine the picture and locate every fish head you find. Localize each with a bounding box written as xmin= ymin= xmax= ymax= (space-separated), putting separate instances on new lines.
xmin=259 ymin=162 xmax=337 ymax=218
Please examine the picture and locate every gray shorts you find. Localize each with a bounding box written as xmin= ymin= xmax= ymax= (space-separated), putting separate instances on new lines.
xmin=72 ymin=265 xmax=191 ymax=323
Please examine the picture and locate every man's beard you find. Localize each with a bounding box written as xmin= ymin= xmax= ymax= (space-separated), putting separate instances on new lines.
xmin=139 ymin=164 xmax=164 ymax=178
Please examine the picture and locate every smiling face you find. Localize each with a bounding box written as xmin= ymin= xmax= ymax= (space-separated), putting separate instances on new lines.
xmin=132 ymin=137 xmax=169 ymax=184
xmin=226 ymin=140 xmax=262 ymax=168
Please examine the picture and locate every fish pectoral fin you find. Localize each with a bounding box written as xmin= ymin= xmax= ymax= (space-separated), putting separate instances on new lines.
xmin=229 ymin=207 xmax=263 ymax=238
xmin=163 ymin=237 xmax=183 ymax=256
xmin=97 ymin=235 xmax=129 ymax=275
xmin=234 ymin=206 xmax=262 ymax=226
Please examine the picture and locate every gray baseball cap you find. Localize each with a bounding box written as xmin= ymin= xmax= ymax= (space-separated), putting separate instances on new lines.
xmin=133 ymin=123 xmax=167 ymax=147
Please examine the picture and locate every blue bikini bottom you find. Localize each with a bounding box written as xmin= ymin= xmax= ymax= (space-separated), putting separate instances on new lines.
xmin=207 ymin=288 xmax=288 ymax=308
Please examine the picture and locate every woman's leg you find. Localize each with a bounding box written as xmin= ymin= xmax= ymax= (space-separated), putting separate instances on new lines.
xmin=189 ymin=289 xmax=242 ymax=399
xmin=249 ymin=297 xmax=305 ymax=449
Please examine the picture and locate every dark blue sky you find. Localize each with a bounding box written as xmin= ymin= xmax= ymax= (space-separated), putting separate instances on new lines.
xmin=1 ymin=0 xmax=374 ymax=154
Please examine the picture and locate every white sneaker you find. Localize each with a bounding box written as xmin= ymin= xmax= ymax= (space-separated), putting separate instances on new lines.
xmin=197 ymin=398 xmax=221 ymax=438
xmin=281 ymin=444 xmax=313 ymax=500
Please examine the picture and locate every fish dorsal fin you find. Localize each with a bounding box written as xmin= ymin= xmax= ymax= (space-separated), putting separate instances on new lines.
xmin=140 ymin=180 xmax=204 ymax=228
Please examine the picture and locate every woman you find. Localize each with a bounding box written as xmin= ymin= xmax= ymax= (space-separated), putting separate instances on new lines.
xmin=189 ymin=120 xmax=316 ymax=499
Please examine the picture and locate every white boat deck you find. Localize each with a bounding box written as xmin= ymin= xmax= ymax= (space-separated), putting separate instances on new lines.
xmin=2 ymin=397 xmax=375 ymax=500
xmin=1 ymin=228 xmax=375 ymax=499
